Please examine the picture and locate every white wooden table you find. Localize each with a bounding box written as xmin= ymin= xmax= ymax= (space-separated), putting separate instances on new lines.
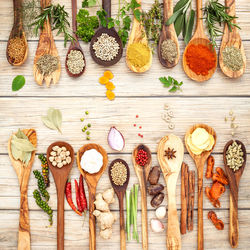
xmin=0 ymin=0 xmax=250 ymax=249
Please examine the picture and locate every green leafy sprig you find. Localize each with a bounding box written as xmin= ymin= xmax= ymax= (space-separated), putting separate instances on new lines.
xmin=159 ymin=76 xmax=183 ymax=93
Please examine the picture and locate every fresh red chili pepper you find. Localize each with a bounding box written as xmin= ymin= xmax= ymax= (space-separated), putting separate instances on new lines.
xmin=79 ymin=175 xmax=88 ymax=213
xmin=75 ymin=179 xmax=83 ymax=213
xmin=65 ymin=180 xmax=82 ymax=216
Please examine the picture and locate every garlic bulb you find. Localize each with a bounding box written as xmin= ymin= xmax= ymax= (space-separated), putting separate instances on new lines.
xmin=155 ymin=206 xmax=166 ymax=220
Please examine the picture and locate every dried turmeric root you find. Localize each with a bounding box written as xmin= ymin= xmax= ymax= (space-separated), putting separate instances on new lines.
xmin=212 ymin=167 xmax=229 ymax=185
xmin=104 ymin=70 xmax=114 ymax=80
xmin=206 ymin=155 xmax=215 ymax=179
xmin=205 ymin=181 xmax=225 ymax=208
xmin=208 ymin=211 xmax=224 ymax=230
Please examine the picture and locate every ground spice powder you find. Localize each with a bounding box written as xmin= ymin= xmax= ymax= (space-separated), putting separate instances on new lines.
xmin=222 ymin=46 xmax=243 ymax=72
xmin=127 ymin=43 xmax=150 ymax=68
xmin=185 ymin=44 xmax=216 ymax=76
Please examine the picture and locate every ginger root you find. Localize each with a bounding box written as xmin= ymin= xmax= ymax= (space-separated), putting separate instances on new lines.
xmin=93 ymin=210 xmax=117 ymax=230
xmin=94 ymin=193 xmax=109 ymax=212
xmin=103 ymin=188 xmax=115 ymax=204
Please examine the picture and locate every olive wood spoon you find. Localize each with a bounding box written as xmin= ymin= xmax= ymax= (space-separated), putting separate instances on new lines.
xmin=47 ymin=141 xmax=74 ymax=250
xmin=157 ymin=134 xmax=184 ymax=250
xmin=126 ymin=0 xmax=152 ymax=73
xmin=7 ymin=0 xmax=28 ymax=66
xmin=183 ymin=0 xmax=217 ymax=82
xmin=223 ymin=140 xmax=247 ymax=248
xmin=90 ymin=0 xmax=123 ymax=66
xmin=33 ymin=0 xmax=61 ymax=87
xmin=219 ymin=0 xmax=246 ymax=78
xmin=108 ymin=159 xmax=130 ymax=250
xmin=185 ymin=124 xmax=217 ymax=250
xmin=65 ymin=0 xmax=86 ymax=77
xmin=8 ymin=129 xmax=37 ymax=250
xmin=77 ymin=143 xmax=108 ymax=250
xmin=158 ymin=0 xmax=180 ymax=68
xmin=132 ymin=144 xmax=152 ymax=250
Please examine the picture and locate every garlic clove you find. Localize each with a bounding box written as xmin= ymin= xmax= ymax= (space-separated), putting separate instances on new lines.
xmin=107 ymin=126 xmax=125 ymax=151
xmin=150 ymin=218 xmax=165 ymax=233
xmin=155 ymin=206 xmax=167 ymax=220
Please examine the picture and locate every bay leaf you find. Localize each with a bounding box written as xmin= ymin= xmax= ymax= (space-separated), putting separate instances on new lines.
xmin=11 ymin=137 xmax=36 ymax=152
xmin=42 ymin=108 xmax=62 ymax=133
xmin=11 ymin=143 xmax=23 ymax=160
xmin=42 ymin=116 xmax=58 ymax=130
xmin=52 ymin=109 xmax=62 ymax=133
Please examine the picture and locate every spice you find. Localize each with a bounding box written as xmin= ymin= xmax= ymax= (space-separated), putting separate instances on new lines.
xmin=187 ymin=170 xmax=195 ymax=231
xmin=66 ymin=50 xmax=85 ymax=74
xmin=110 ymin=161 xmax=127 ymax=186
xmin=92 ymin=33 xmax=120 ymax=61
xmin=136 ymin=149 xmax=149 ymax=166
xmin=36 ymin=54 xmax=59 ymax=76
xmin=49 ymin=145 xmax=72 ymax=168
xmin=208 ymin=211 xmax=224 ymax=230
xmin=185 ymin=44 xmax=216 ymax=76
xmin=205 ymin=155 xmax=215 ymax=179
xmin=38 ymin=154 xmax=50 ymax=187
xmin=150 ymin=218 xmax=165 ymax=233
xmin=225 ymin=110 xmax=238 ymax=136
xmin=42 ymin=107 xmax=62 ymax=134
xmin=222 ymin=46 xmax=243 ymax=72
xmin=127 ymin=43 xmax=151 ymax=68
xmin=79 ymin=175 xmax=88 ymax=213
xmin=226 ymin=141 xmax=244 ymax=171
xmin=80 ymin=149 xmax=103 ymax=174
xmin=164 ymin=147 xmax=176 ymax=160
xmin=74 ymin=179 xmax=82 ymax=213
xmin=7 ymin=37 xmax=26 ymax=64
xmin=161 ymin=39 xmax=177 ymax=63
xmin=33 ymin=170 xmax=50 ymax=202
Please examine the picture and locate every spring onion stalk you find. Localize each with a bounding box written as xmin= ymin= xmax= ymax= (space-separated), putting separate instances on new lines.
xmin=133 ymin=184 xmax=139 ymax=242
xmin=126 ymin=190 xmax=131 ymax=241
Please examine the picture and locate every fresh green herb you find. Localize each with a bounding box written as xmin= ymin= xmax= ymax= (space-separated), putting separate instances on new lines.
xmin=12 ymin=75 xmax=25 ymax=91
xmin=202 ymin=0 xmax=240 ymax=47
xmin=126 ymin=190 xmax=131 ymax=240
xmin=31 ymin=4 xmax=74 ymax=47
xmin=166 ymin=0 xmax=195 ymax=44
xmin=159 ymin=76 xmax=183 ymax=93
xmin=82 ymin=0 xmax=97 ymax=7
xmin=132 ymin=184 xmax=139 ymax=242
xmin=42 ymin=107 xmax=62 ymax=133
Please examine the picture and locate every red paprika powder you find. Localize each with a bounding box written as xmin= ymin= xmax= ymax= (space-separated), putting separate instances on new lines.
xmin=185 ymin=44 xmax=216 ymax=76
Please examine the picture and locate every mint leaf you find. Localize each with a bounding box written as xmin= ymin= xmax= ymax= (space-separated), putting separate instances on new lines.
xmin=12 ymin=75 xmax=25 ymax=91
xmin=134 ymin=9 xmax=141 ymax=21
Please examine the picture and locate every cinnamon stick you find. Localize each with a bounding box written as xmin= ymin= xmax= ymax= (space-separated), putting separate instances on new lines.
xmin=181 ymin=162 xmax=189 ymax=234
xmin=187 ymin=170 xmax=195 ymax=231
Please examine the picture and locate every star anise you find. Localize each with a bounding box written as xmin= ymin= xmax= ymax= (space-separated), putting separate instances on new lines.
xmin=164 ymin=147 xmax=176 ymax=160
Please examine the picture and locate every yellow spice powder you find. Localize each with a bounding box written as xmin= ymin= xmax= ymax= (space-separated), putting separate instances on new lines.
xmin=127 ymin=43 xmax=150 ymax=68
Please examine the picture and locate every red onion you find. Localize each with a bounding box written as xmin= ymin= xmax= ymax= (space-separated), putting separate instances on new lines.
xmin=107 ymin=126 xmax=125 ymax=151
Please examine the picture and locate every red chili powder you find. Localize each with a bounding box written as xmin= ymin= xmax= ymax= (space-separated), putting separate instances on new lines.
xmin=185 ymin=44 xmax=216 ymax=76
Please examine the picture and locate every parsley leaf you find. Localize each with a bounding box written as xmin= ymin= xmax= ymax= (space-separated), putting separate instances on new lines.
xmin=159 ymin=76 xmax=183 ymax=93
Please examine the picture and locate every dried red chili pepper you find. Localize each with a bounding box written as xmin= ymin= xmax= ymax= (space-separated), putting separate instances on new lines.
xmin=206 ymin=155 xmax=215 ymax=179
xmin=208 ymin=211 xmax=224 ymax=230
xmin=75 ymin=179 xmax=83 ymax=213
xmin=65 ymin=180 xmax=82 ymax=216
xmin=79 ymin=175 xmax=88 ymax=213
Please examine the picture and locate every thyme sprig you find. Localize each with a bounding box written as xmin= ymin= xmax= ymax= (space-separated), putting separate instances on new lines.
xmin=202 ymin=0 xmax=240 ymax=47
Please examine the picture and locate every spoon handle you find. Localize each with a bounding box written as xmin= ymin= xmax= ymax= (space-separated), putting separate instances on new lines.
xmin=197 ymin=168 xmax=204 ymax=250
xmin=71 ymin=0 xmax=77 ymax=35
xmin=225 ymin=0 xmax=235 ymax=18
xmin=13 ymin=0 xmax=22 ymax=27
xmin=88 ymin=187 xmax=97 ymax=250
xmin=103 ymin=0 xmax=111 ymax=19
xmin=119 ymin=196 xmax=126 ymax=250
xmin=195 ymin=0 xmax=204 ymax=32
xmin=229 ymin=191 xmax=239 ymax=248
xmin=163 ymin=0 xmax=173 ymax=22
xmin=57 ymin=187 xmax=65 ymax=250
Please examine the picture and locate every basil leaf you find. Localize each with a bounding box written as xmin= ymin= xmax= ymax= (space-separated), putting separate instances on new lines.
xmin=174 ymin=14 xmax=184 ymax=36
xmin=184 ymin=9 xmax=195 ymax=44
xmin=134 ymin=9 xmax=141 ymax=21
xmin=166 ymin=9 xmax=182 ymax=26
xmin=12 ymin=75 xmax=25 ymax=92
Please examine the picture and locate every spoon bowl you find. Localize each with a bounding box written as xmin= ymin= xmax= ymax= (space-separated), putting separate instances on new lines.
xmin=47 ymin=141 xmax=74 ymax=250
xmin=132 ymin=144 xmax=152 ymax=250
xmin=77 ymin=143 xmax=108 ymax=250
xmin=108 ymin=159 xmax=130 ymax=250
xmin=223 ymin=140 xmax=246 ymax=248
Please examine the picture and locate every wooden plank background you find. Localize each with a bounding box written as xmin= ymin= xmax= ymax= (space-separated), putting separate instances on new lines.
xmin=0 ymin=0 xmax=250 ymax=249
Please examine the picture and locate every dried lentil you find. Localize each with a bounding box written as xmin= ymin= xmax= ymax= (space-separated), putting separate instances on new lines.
xmin=161 ymin=39 xmax=177 ymax=64
xmin=7 ymin=37 xmax=26 ymax=64
xmin=66 ymin=50 xmax=85 ymax=74
xmin=222 ymin=46 xmax=243 ymax=72
xmin=110 ymin=161 xmax=127 ymax=186
xmin=226 ymin=141 xmax=244 ymax=172
xmin=36 ymin=54 xmax=59 ymax=75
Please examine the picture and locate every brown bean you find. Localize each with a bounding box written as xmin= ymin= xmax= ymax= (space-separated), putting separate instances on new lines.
xmin=147 ymin=184 xmax=164 ymax=195
xmin=151 ymin=192 xmax=164 ymax=208
xmin=148 ymin=166 xmax=161 ymax=185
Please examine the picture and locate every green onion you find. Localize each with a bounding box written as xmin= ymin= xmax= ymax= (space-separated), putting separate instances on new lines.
xmin=133 ymin=184 xmax=139 ymax=242
xmin=126 ymin=190 xmax=131 ymax=241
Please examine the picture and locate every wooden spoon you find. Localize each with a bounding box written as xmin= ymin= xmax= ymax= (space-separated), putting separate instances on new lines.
xmin=219 ymin=0 xmax=246 ymax=78
xmin=132 ymin=144 xmax=152 ymax=250
xmin=77 ymin=144 xmax=108 ymax=250
xmin=185 ymin=124 xmax=216 ymax=250
xmin=157 ymin=134 xmax=184 ymax=250
xmin=47 ymin=141 xmax=74 ymax=250
xmin=90 ymin=0 xmax=123 ymax=66
xmin=223 ymin=140 xmax=247 ymax=248
xmin=126 ymin=0 xmax=152 ymax=73
xmin=8 ymin=129 xmax=37 ymax=250
xmin=183 ymin=0 xmax=217 ymax=82
xmin=108 ymin=159 xmax=130 ymax=250
xmin=65 ymin=0 xmax=86 ymax=77
xmin=158 ymin=0 xmax=180 ymax=68
xmin=6 ymin=0 xmax=28 ymax=66
xmin=33 ymin=0 xmax=61 ymax=87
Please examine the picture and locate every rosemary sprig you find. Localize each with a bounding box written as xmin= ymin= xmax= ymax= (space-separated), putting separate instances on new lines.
xmin=31 ymin=4 xmax=74 ymax=47
xmin=202 ymin=0 xmax=240 ymax=47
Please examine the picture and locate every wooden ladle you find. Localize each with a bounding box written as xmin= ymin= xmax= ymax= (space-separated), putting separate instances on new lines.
xmin=47 ymin=141 xmax=74 ymax=250
xmin=126 ymin=0 xmax=152 ymax=73
xmin=219 ymin=0 xmax=246 ymax=78
xmin=108 ymin=159 xmax=130 ymax=250
xmin=33 ymin=0 xmax=61 ymax=87
xmin=185 ymin=124 xmax=216 ymax=250
xmin=77 ymin=144 xmax=108 ymax=250
xmin=132 ymin=144 xmax=152 ymax=250
xmin=8 ymin=129 xmax=37 ymax=250
xmin=6 ymin=0 xmax=28 ymax=66
xmin=90 ymin=0 xmax=123 ymax=66
xmin=158 ymin=0 xmax=180 ymax=68
xmin=223 ymin=140 xmax=247 ymax=248
xmin=157 ymin=134 xmax=184 ymax=250
xmin=65 ymin=0 xmax=86 ymax=77
xmin=183 ymin=0 xmax=217 ymax=82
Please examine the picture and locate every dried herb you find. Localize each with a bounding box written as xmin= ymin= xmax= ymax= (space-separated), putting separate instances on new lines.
xmin=36 ymin=54 xmax=59 ymax=76
xmin=12 ymin=75 xmax=25 ymax=91
xmin=222 ymin=46 xmax=243 ymax=71
xmin=159 ymin=76 xmax=183 ymax=93
xmin=42 ymin=108 xmax=62 ymax=133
